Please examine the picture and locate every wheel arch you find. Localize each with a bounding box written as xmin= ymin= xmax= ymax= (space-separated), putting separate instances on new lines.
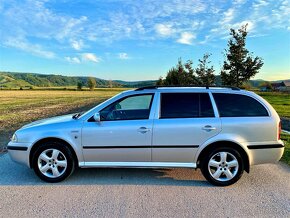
xmin=197 ymin=140 xmax=250 ymax=173
xmin=29 ymin=137 xmax=78 ymax=168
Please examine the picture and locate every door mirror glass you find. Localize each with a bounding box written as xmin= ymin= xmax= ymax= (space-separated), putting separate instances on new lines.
xmin=93 ymin=112 xmax=101 ymax=122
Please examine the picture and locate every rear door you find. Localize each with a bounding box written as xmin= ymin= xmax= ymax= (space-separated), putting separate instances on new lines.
xmin=152 ymin=92 xmax=221 ymax=163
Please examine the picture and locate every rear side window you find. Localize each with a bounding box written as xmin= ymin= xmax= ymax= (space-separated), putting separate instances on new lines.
xmin=160 ymin=93 xmax=214 ymax=119
xmin=212 ymin=93 xmax=269 ymax=117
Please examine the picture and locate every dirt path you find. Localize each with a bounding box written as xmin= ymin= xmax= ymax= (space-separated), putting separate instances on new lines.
xmin=0 ymin=154 xmax=289 ymax=217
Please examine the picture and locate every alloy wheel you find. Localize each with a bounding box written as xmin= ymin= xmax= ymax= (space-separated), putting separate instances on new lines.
xmin=208 ymin=151 xmax=239 ymax=182
xmin=37 ymin=149 xmax=68 ymax=178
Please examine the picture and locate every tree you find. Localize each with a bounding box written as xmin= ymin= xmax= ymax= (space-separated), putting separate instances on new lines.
xmin=108 ymin=80 xmax=113 ymax=88
xmin=240 ymin=82 xmax=253 ymax=90
xmin=156 ymin=76 xmax=164 ymax=86
xmin=259 ymin=81 xmax=273 ymax=91
xmin=77 ymin=82 xmax=83 ymax=90
xmin=87 ymin=77 xmax=96 ymax=90
xmin=221 ymin=24 xmax=264 ymax=87
xmin=163 ymin=58 xmax=198 ymax=86
xmin=195 ymin=53 xmax=215 ymax=86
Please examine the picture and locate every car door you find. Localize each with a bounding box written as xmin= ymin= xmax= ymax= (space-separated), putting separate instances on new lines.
xmin=82 ymin=93 xmax=155 ymax=164
xmin=152 ymin=92 xmax=221 ymax=163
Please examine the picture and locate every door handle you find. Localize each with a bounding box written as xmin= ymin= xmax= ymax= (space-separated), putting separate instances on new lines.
xmin=138 ymin=127 xmax=150 ymax=134
xmin=202 ymin=125 xmax=216 ymax=132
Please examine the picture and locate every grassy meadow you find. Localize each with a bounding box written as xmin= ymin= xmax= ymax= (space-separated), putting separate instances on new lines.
xmin=0 ymin=89 xmax=289 ymax=166
xmin=257 ymin=92 xmax=290 ymax=118
xmin=280 ymin=132 xmax=290 ymax=166
xmin=0 ymin=89 xmax=127 ymax=151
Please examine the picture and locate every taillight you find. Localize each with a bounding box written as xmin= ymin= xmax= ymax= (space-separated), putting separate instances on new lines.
xmin=278 ymin=121 xmax=281 ymax=140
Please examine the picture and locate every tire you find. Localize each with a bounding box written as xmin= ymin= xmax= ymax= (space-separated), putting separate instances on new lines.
xmin=200 ymin=147 xmax=244 ymax=186
xmin=32 ymin=141 xmax=75 ymax=183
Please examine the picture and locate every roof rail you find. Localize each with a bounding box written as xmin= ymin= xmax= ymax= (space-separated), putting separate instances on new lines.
xmin=135 ymin=85 xmax=240 ymax=91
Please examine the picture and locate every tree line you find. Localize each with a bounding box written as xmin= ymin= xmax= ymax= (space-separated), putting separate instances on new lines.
xmin=157 ymin=24 xmax=264 ymax=88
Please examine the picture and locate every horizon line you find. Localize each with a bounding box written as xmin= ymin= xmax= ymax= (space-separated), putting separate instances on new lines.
xmin=1 ymin=70 xmax=289 ymax=83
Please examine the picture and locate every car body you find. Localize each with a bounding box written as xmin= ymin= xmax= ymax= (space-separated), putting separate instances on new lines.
xmin=7 ymin=86 xmax=284 ymax=186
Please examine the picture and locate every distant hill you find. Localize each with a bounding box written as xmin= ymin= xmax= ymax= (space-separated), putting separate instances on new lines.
xmin=0 ymin=71 xmax=288 ymax=89
xmin=0 ymin=72 xmax=156 ymax=88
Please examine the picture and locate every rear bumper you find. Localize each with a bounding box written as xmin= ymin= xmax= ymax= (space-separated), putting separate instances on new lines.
xmin=247 ymin=142 xmax=284 ymax=165
xmin=7 ymin=142 xmax=31 ymax=168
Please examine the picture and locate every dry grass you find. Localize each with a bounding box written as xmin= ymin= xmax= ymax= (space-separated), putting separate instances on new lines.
xmin=0 ymin=89 xmax=126 ymax=150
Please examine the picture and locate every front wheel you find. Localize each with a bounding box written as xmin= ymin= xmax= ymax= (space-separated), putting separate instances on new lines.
xmin=200 ymin=147 xmax=244 ymax=186
xmin=32 ymin=141 xmax=75 ymax=183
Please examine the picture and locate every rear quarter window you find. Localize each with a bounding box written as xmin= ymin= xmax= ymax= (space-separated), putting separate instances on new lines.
xmin=212 ymin=93 xmax=269 ymax=117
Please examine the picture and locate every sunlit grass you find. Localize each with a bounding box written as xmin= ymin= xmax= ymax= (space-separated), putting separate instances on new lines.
xmin=256 ymin=92 xmax=290 ymax=118
xmin=0 ymin=89 xmax=127 ymax=149
xmin=281 ymin=132 xmax=290 ymax=166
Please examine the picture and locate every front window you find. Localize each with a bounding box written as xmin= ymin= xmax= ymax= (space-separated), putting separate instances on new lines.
xmin=99 ymin=94 xmax=154 ymax=121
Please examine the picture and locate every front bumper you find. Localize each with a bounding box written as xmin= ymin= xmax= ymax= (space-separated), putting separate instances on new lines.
xmin=7 ymin=142 xmax=31 ymax=167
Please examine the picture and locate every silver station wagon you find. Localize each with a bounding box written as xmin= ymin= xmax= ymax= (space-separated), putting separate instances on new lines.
xmin=8 ymin=86 xmax=284 ymax=186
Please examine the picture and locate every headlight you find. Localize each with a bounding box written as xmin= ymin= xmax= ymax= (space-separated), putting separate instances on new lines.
xmin=11 ymin=134 xmax=18 ymax=142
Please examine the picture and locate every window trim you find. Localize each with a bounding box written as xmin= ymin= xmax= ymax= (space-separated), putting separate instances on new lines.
xmin=212 ymin=93 xmax=270 ymax=118
xmin=159 ymin=92 xmax=215 ymax=119
xmin=88 ymin=93 xmax=155 ymax=122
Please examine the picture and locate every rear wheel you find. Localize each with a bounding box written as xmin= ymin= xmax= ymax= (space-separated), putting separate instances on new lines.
xmin=200 ymin=147 xmax=244 ymax=186
xmin=32 ymin=141 xmax=75 ymax=182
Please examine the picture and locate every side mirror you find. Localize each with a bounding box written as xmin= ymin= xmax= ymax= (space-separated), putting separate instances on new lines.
xmin=93 ymin=112 xmax=101 ymax=122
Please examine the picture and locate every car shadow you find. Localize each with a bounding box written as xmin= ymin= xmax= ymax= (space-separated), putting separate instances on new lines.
xmin=0 ymin=154 xmax=210 ymax=187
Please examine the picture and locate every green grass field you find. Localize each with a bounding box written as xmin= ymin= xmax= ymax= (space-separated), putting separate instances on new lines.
xmin=280 ymin=132 xmax=290 ymax=166
xmin=0 ymin=89 xmax=289 ymax=166
xmin=257 ymin=92 xmax=290 ymax=118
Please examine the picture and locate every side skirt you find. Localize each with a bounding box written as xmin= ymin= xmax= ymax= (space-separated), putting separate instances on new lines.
xmin=79 ymin=162 xmax=197 ymax=169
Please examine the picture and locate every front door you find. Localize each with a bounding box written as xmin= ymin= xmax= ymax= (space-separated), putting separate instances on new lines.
xmin=82 ymin=94 xmax=155 ymax=164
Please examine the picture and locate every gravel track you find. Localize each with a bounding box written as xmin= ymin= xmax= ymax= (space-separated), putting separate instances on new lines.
xmin=0 ymin=154 xmax=289 ymax=218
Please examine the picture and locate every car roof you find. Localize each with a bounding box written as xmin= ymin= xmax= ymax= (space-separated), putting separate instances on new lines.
xmin=135 ymin=85 xmax=240 ymax=91
xmin=128 ymin=85 xmax=253 ymax=93
xmin=120 ymin=86 xmax=253 ymax=97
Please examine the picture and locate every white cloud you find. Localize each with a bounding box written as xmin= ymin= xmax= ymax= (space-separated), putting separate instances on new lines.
xmin=248 ymin=33 xmax=267 ymax=38
xmin=234 ymin=20 xmax=255 ymax=31
xmin=221 ymin=8 xmax=235 ymax=24
xmin=81 ymin=53 xmax=101 ymax=63
xmin=65 ymin=53 xmax=101 ymax=64
xmin=65 ymin=56 xmax=81 ymax=64
xmin=253 ymin=0 xmax=269 ymax=10
xmin=70 ymin=39 xmax=84 ymax=51
xmin=233 ymin=0 xmax=247 ymax=5
xmin=192 ymin=21 xmax=205 ymax=29
xmin=0 ymin=0 xmax=289 ymax=54
xmin=177 ymin=32 xmax=196 ymax=45
xmin=4 ymin=37 xmax=54 ymax=59
xmin=155 ymin=24 xmax=174 ymax=36
xmin=0 ymin=0 xmax=87 ymax=57
xmin=118 ymin=53 xmax=129 ymax=60
xmin=199 ymin=35 xmax=211 ymax=44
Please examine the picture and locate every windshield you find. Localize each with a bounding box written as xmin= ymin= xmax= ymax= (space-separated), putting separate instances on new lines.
xmin=72 ymin=112 xmax=85 ymax=119
xmin=76 ymin=92 xmax=124 ymax=119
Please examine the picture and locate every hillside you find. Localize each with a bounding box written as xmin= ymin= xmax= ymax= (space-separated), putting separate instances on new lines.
xmin=0 ymin=72 xmax=156 ymax=88
xmin=0 ymin=71 xmax=288 ymax=89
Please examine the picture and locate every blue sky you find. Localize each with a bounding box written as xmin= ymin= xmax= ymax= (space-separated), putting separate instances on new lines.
xmin=0 ymin=0 xmax=289 ymax=81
